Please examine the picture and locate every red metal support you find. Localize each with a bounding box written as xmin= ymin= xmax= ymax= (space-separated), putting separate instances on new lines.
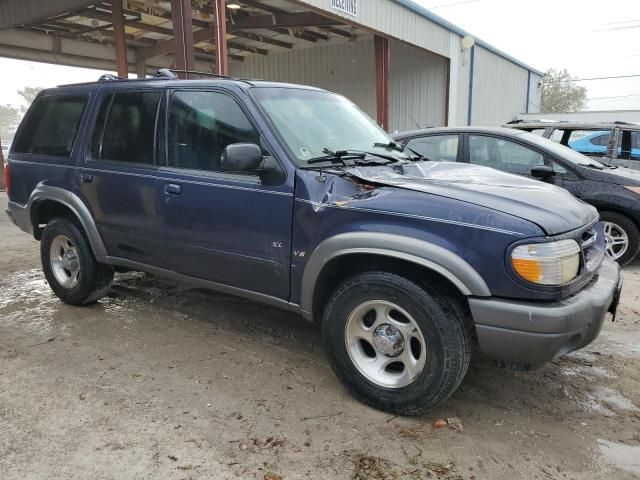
xmin=212 ymin=0 xmax=228 ymax=75
xmin=111 ymin=0 xmax=128 ymax=77
xmin=171 ymin=0 xmax=196 ymax=78
xmin=374 ymin=35 xmax=390 ymax=131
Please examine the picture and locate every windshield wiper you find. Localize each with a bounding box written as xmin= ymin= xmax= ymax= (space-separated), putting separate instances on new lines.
xmin=373 ymin=141 xmax=429 ymax=161
xmin=305 ymin=148 xmax=400 ymax=166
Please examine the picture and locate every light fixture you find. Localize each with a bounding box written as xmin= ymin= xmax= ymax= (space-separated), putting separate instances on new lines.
xmin=227 ymin=3 xmax=242 ymax=9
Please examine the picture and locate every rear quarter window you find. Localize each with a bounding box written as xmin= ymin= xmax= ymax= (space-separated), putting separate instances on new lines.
xmin=12 ymin=94 xmax=88 ymax=157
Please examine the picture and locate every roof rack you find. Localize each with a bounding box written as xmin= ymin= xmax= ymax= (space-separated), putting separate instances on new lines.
xmin=163 ymin=68 xmax=233 ymax=79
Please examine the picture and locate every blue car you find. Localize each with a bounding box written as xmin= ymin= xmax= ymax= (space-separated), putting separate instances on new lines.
xmin=569 ymin=131 xmax=640 ymax=159
xmin=5 ymin=70 xmax=622 ymax=415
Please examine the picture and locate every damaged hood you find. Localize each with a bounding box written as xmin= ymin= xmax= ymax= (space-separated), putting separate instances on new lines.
xmin=346 ymin=161 xmax=598 ymax=236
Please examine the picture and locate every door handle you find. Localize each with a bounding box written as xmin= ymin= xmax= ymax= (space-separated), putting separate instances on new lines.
xmin=164 ymin=183 xmax=182 ymax=195
xmin=80 ymin=172 xmax=93 ymax=183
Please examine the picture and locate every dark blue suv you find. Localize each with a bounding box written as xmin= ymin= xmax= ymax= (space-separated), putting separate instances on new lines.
xmin=5 ymin=72 xmax=622 ymax=415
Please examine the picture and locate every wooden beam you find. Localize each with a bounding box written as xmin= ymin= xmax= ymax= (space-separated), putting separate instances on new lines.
xmin=236 ymin=0 xmax=348 ymax=38
xmin=81 ymin=9 xmax=173 ymax=36
xmin=231 ymin=30 xmax=293 ymax=49
xmin=170 ymin=0 xmax=195 ymax=77
xmin=112 ymin=0 xmax=128 ymax=77
xmin=374 ymin=35 xmax=389 ymax=131
xmin=211 ymin=0 xmax=228 ymax=75
xmin=227 ymin=13 xmax=340 ymax=31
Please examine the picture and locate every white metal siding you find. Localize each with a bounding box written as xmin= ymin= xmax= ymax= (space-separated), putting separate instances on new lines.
xmin=471 ymin=46 xmax=529 ymax=125
xmin=229 ymin=38 xmax=376 ymax=118
xmin=294 ymin=0 xmax=451 ymax=58
xmin=389 ymin=39 xmax=447 ymax=132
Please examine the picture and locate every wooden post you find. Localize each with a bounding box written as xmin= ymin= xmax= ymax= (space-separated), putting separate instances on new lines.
xmin=112 ymin=0 xmax=128 ymax=78
xmin=374 ymin=35 xmax=390 ymax=131
xmin=0 ymin=137 xmax=6 ymax=191
xmin=171 ymin=0 xmax=196 ymax=78
xmin=135 ymin=49 xmax=146 ymax=78
xmin=212 ymin=0 xmax=228 ymax=75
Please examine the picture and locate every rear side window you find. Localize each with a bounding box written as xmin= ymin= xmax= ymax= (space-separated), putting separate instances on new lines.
xmin=13 ymin=95 xmax=88 ymax=157
xmin=91 ymin=91 xmax=161 ymax=165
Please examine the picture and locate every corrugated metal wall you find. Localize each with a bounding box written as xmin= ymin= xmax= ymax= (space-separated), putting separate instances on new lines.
xmin=471 ymin=46 xmax=529 ymax=125
xmin=296 ymin=0 xmax=451 ymax=58
xmin=229 ymin=39 xmax=377 ymax=119
xmin=389 ymin=39 xmax=447 ymax=132
xmin=230 ymin=37 xmax=448 ymax=133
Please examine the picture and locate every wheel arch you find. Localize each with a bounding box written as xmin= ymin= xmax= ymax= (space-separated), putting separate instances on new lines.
xmin=28 ymin=185 xmax=107 ymax=258
xmin=300 ymin=232 xmax=491 ymax=322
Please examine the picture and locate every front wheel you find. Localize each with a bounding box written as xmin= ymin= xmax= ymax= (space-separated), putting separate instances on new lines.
xmin=41 ymin=217 xmax=114 ymax=305
xmin=322 ymin=271 xmax=471 ymax=415
xmin=600 ymin=211 xmax=640 ymax=265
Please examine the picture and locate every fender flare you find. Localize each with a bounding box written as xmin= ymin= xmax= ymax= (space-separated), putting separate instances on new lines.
xmin=299 ymin=232 xmax=491 ymax=320
xmin=28 ymin=185 xmax=108 ymax=258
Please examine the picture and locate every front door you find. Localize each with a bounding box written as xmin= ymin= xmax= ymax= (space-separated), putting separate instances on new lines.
xmin=155 ymin=89 xmax=293 ymax=300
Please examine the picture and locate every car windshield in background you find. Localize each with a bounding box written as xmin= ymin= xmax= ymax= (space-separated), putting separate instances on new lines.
xmin=251 ymin=87 xmax=406 ymax=164
xmin=516 ymin=131 xmax=606 ymax=169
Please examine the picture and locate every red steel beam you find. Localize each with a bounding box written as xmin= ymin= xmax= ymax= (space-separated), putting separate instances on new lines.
xmin=111 ymin=0 xmax=128 ymax=77
xmin=212 ymin=0 xmax=228 ymax=75
xmin=374 ymin=35 xmax=390 ymax=131
xmin=171 ymin=0 xmax=196 ymax=78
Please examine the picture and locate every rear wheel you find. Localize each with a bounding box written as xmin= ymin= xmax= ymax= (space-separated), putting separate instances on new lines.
xmin=322 ymin=271 xmax=471 ymax=415
xmin=41 ymin=217 xmax=113 ymax=305
xmin=600 ymin=211 xmax=640 ymax=265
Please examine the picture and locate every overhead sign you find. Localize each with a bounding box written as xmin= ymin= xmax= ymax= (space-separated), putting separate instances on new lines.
xmin=331 ymin=0 xmax=358 ymax=17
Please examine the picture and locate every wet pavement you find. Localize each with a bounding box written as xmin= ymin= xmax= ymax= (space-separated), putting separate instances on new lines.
xmin=1 ymin=192 xmax=639 ymax=480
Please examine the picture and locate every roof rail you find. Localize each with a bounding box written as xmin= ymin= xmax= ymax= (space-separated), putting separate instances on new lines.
xmin=161 ymin=68 xmax=234 ymax=79
xmin=98 ymin=74 xmax=124 ymax=82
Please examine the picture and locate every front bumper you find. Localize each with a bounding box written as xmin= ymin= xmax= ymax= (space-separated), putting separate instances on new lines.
xmin=469 ymin=256 xmax=621 ymax=368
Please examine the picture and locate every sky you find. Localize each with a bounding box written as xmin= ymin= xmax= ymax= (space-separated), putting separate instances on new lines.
xmin=1 ymin=0 xmax=639 ymax=111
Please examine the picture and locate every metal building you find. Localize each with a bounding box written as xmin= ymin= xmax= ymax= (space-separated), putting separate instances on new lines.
xmin=0 ymin=0 xmax=543 ymax=130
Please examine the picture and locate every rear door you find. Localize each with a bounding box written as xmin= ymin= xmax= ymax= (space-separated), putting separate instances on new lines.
xmin=154 ymin=88 xmax=293 ymax=299
xmin=77 ymin=89 xmax=165 ymax=266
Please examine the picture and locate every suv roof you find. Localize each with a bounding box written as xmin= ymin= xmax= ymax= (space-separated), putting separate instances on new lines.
xmin=55 ymin=68 xmax=325 ymax=94
xmin=505 ymin=120 xmax=640 ymax=130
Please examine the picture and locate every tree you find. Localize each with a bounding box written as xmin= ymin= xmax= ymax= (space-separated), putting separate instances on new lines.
xmin=0 ymin=104 xmax=21 ymax=142
xmin=540 ymin=68 xmax=587 ymax=113
xmin=17 ymin=86 xmax=44 ymax=111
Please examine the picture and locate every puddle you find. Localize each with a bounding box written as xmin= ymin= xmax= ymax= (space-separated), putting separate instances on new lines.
xmin=593 ymin=387 xmax=639 ymax=412
xmin=598 ymin=440 xmax=640 ymax=475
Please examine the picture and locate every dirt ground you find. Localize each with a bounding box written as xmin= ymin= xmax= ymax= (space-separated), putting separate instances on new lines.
xmin=1 ymin=191 xmax=639 ymax=480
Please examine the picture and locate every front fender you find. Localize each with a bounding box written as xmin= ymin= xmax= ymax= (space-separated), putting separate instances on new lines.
xmin=299 ymin=232 xmax=491 ymax=320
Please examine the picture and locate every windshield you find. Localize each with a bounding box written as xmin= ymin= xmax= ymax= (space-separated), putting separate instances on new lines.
xmin=251 ymin=87 xmax=406 ymax=164
xmin=516 ymin=131 xmax=606 ymax=168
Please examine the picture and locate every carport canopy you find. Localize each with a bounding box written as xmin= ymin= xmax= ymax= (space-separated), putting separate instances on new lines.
xmin=0 ymin=0 xmax=392 ymax=128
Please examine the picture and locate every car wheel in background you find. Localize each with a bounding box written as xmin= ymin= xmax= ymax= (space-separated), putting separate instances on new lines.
xmin=600 ymin=211 xmax=640 ymax=266
xmin=322 ymin=271 xmax=471 ymax=415
xmin=41 ymin=217 xmax=114 ymax=305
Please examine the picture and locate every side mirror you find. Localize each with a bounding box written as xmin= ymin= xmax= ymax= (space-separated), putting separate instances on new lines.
xmin=531 ymin=165 xmax=555 ymax=179
xmin=221 ymin=143 xmax=263 ymax=172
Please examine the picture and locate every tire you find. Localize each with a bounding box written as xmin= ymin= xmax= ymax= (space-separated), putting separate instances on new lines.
xmin=322 ymin=271 xmax=471 ymax=415
xmin=600 ymin=211 xmax=640 ymax=266
xmin=40 ymin=217 xmax=114 ymax=305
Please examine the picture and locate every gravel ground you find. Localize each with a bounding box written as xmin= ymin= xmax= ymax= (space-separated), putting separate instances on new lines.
xmin=1 ymin=191 xmax=639 ymax=480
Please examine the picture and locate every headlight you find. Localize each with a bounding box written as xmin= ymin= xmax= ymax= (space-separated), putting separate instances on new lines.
xmin=511 ymin=239 xmax=580 ymax=285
